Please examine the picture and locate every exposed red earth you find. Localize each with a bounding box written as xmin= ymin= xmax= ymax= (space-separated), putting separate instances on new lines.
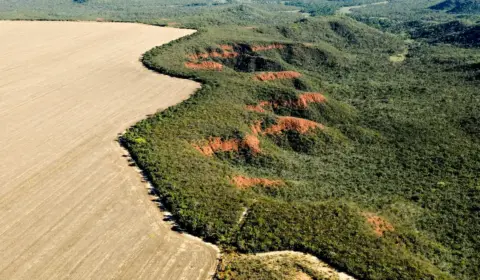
xmin=253 ymin=71 xmax=302 ymax=81
xmin=219 ymin=45 xmax=234 ymax=51
xmin=263 ymin=116 xmax=324 ymax=134
xmin=193 ymin=135 xmax=261 ymax=156
xmin=362 ymin=213 xmax=395 ymax=237
xmin=245 ymin=101 xmax=271 ymax=113
xmin=251 ymin=43 xmax=285 ymax=51
xmin=296 ymin=93 xmax=327 ymax=108
xmin=231 ymin=176 xmax=284 ymax=189
xmin=185 ymin=61 xmax=224 ymax=71
xmin=187 ymin=50 xmax=239 ymax=61
xmin=245 ymin=93 xmax=327 ymax=113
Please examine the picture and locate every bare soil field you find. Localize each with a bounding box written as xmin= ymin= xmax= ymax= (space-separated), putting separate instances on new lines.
xmin=0 ymin=21 xmax=217 ymax=280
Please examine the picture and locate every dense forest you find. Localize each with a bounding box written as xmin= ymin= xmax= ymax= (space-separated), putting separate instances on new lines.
xmin=431 ymin=0 xmax=480 ymax=14
xmin=2 ymin=0 xmax=479 ymax=279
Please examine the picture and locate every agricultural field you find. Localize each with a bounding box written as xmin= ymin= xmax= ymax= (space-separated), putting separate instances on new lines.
xmin=1 ymin=0 xmax=479 ymax=279
xmin=0 ymin=21 xmax=217 ymax=280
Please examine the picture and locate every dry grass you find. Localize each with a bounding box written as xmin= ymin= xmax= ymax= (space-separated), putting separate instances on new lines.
xmin=231 ymin=176 xmax=283 ymax=189
xmin=251 ymin=43 xmax=285 ymax=51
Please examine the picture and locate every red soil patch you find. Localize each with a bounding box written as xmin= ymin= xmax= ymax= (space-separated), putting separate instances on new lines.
xmin=296 ymin=93 xmax=327 ymax=108
xmin=251 ymin=43 xmax=285 ymax=52
xmin=250 ymin=121 xmax=263 ymax=136
xmin=264 ymin=116 xmax=324 ymax=135
xmin=254 ymin=71 xmax=301 ymax=81
xmin=295 ymin=272 xmax=312 ymax=280
xmin=220 ymin=45 xmax=234 ymax=51
xmin=193 ymin=134 xmax=261 ymax=156
xmin=362 ymin=212 xmax=394 ymax=237
xmin=243 ymin=134 xmax=261 ymax=154
xmin=245 ymin=93 xmax=326 ymax=114
xmin=168 ymin=22 xmax=180 ymax=26
xmin=185 ymin=61 xmax=223 ymax=71
xmin=245 ymin=101 xmax=270 ymax=113
xmin=188 ymin=50 xmax=239 ymax=61
xmin=193 ymin=137 xmax=239 ymax=156
xmin=232 ymin=175 xmax=284 ymax=189
xmin=95 ymin=18 xmax=105 ymax=22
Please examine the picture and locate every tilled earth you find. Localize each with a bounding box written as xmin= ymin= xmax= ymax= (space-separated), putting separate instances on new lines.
xmin=0 ymin=21 xmax=217 ymax=280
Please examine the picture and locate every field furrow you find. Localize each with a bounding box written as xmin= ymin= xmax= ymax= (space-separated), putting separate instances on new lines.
xmin=0 ymin=21 xmax=217 ymax=280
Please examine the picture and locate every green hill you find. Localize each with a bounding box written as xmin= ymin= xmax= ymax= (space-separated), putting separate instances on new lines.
xmin=2 ymin=1 xmax=479 ymax=279
xmin=408 ymin=20 xmax=480 ymax=47
xmin=123 ymin=15 xmax=480 ymax=280
xmin=431 ymin=0 xmax=480 ymax=14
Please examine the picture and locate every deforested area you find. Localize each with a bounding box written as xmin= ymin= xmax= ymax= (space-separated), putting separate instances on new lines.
xmin=0 ymin=21 xmax=217 ymax=280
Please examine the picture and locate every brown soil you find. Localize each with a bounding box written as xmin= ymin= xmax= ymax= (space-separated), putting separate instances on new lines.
xmin=295 ymin=271 xmax=313 ymax=280
xmin=251 ymin=121 xmax=263 ymax=136
xmin=193 ymin=137 xmax=240 ymax=156
xmin=220 ymin=44 xmax=234 ymax=51
xmin=188 ymin=50 xmax=239 ymax=61
xmin=232 ymin=176 xmax=284 ymax=189
xmin=362 ymin=212 xmax=395 ymax=237
xmin=243 ymin=134 xmax=261 ymax=154
xmin=245 ymin=101 xmax=270 ymax=113
xmin=251 ymin=43 xmax=285 ymax=52
xmin=0 ymin=21 xmax=218 ymax=280
xmin=254 ymin=251 xmax=357 ymax=280
xmin=185 ymin=61 xmax=223 ymax=71
xmin=297 ymin=93 xmax=327 ymax=108
xmin=264 ymin=116 xmax=324 ymax=134
xmin=253 ymin=71 xmax=301 ymax=81
xmin=246 ymin=93 xmax=326 ymax=114
xmin=194 ymin=134 xmax=261 ymax=156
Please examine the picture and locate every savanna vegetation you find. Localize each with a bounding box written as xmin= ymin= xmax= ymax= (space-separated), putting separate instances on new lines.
xmin=3 ymin=0 xmax=479 ymax=279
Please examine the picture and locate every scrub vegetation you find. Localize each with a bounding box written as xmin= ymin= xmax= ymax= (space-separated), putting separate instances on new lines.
xmin=3 ymin=0 xmax=479 ymax=279
xmin=122 ymin=12 xmax=479 ymax=280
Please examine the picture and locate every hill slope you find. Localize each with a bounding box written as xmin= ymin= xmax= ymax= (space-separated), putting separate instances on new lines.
xmin=431 ymin=0 xmax=480 ymax=14
xmin=122 ymin=15 xmax=480 ymax=280
xmin=407 ymin=20 xmax=480 ymax=47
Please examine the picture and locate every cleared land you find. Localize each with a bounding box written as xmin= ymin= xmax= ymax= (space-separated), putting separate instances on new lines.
xmin=336 ymin=1 xmax=388 ymax=14
xmin=0 ymin=21 xmax=217 ymax=280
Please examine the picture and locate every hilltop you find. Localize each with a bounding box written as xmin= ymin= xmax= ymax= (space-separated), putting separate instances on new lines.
xmin=431 ymin=0 xmax=480 ymax=14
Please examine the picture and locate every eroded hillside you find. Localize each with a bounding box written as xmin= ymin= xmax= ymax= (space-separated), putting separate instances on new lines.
xmin=123 ymin=17 xmax=480 ymax=280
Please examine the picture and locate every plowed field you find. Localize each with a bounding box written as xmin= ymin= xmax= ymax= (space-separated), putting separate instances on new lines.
xmin=0 ymin=21 xmax=217 ymax=280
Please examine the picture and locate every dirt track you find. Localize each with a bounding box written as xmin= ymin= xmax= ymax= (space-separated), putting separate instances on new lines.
xmin=0 ymin=21 xmax=218 ymax=279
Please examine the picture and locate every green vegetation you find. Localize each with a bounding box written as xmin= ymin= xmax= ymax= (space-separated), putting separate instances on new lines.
xmin=3 ymin=0 xmax=479 ymax=279
xmin=431 ymin=0 xmax=480 ymax=14
xmin=121 ymin=14 xmax=479 ymax=280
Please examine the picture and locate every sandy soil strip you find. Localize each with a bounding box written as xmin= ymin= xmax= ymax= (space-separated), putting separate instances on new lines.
xmin=336 ymin=1 xmax=388 ymax=15
xmin=255 ymin=251 xmax=356 ymax=280
xmin=0 ymin=21 xmax=217 ymax=280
